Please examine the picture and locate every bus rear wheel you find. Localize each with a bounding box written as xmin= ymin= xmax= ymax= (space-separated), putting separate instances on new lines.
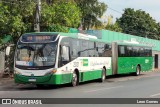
xmin=71 ymin=71 xmax=78 ymax=87
xmin=100 ymin=69 xmax=106 ymax=82
xmin=135 ymin=65 xmax=141 ymax=76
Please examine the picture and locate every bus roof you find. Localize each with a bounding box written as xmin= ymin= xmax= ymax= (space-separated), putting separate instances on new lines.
xmin=22 ymin=32 xmax=110 ymax=44
xmin=21 ymin=32 xmax=152 ymax=48
xmin=116 ymin=41 xmax=153 ymax=48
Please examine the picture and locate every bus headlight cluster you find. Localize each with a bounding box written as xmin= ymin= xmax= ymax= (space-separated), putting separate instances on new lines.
xmin=52 ymin=69 xmax=57 ymax=73
xmin=44 ymin=69 xmax=57 ymax=76
xmin=14 ymin=70 xmax=22 ymax=75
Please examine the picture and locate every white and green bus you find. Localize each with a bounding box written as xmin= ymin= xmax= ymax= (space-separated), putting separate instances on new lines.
xmin=14 ymin=32 xmax=152 ymax=87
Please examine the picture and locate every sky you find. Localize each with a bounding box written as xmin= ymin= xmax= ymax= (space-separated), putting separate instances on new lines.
xmin=99 ymin=0 xmax=160 ymax=23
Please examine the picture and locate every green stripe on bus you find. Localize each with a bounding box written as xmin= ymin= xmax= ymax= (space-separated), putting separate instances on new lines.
xmin=117 ymin=57 xmax=152 ymax=74
xmin=14 ymin=69 xmax=112 ymax=85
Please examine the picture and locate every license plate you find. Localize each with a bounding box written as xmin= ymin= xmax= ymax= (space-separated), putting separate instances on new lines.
xmin=28 ymin=78 xmax=36 ymax=82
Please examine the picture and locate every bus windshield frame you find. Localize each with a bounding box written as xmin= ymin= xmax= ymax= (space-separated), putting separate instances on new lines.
xmin=15 ymin=42 xmax=58 ymax=70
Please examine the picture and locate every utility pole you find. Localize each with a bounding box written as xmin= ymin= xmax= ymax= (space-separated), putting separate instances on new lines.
xmin=34 ymin=0 xmax=41 ymax=32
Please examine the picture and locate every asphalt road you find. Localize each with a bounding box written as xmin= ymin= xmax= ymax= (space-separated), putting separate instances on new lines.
xmin=0 ymin=71 xmax=160 ymax=107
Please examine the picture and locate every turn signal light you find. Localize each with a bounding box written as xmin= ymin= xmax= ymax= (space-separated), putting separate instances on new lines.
xmin=52 ymin=69 xmax=57 ymax=73
xmin=14 ymin=70 xmax=22 ymax=75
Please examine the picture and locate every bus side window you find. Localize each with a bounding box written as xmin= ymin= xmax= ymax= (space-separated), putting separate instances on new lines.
xmin=149 ymin=48 xmax=152 ymax=56
xmin=133 ymin=47 xmax=140 ymax=57
xmin=140 ymin=47 xmax=144 ymax=56
xmin=94 ymin=42 xmax=99 ymax=57
xmin=98 ymin=43 xmax=104 ymax=57
xmin=80 ymin=40 xmax=88 ymax=57
xmin=105 ymin=44 xmax=112 ymax=57
xmin=71 ymin=39 xmax=79 ymax=59
xmin=119 ymin=46 xmax=126 ymax=57
xmin=144 ymin=48 xmax=152 ymax=57
xmin=127 ymin=46 xmax=132 ymax=57
xmin=88 ymin=41 xmax=94 ymax=57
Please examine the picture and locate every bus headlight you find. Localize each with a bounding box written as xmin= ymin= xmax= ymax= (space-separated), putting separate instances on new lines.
xmin=52 ymin=69 xmax=57 ymax=73
xmin=14 ymin=70 xmax=22 ymax=75
xmin=44 ymin=69 xmax=57 ymax=76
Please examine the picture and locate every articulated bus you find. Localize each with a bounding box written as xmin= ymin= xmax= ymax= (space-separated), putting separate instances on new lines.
xmin=14 ymin=32 xmax=152 ymax=87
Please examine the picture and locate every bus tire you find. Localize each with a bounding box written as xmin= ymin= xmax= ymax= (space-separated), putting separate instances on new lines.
xmin=71 ymin=71 xmax=78 ymax=87
xmin=100 ymin=69 xmax=106 ymax=82
xmin=135 ymin=65 xmax=141 ymax=76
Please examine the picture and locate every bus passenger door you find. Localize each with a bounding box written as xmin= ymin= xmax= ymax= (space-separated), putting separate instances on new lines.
xmin=60 ymin=45 xmax=71 ymax=83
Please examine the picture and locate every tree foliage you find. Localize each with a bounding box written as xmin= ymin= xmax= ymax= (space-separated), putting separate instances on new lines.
xmin=41 ymin=1 xmax=81 ymax=29
xmin=75 ymin=0 xmax=107 ymax=30
xmin=0 ymin=3 xmax=10 ymax=38
xmin=43 ymin=24 xmax=69 ymax=32
xmin=0 ymin=0 xmax=35 ymax=41
xmin=0 ymin=0 xmax=81 ymax=42
xmin=116 ymin=8 xmax=160 ymax=39
xmin=100 ymin=15 xmax=122 ymax=32
xmin=105 ymin=23 xmax=122 ymax=32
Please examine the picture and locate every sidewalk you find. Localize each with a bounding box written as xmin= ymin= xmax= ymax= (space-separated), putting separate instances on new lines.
xmin=151 ymin=69 xmax=160 ymax=72
xmin=0 ymin=69 xmax=159 ymax=86
xmin=0 ymin=74 xmax=13 ymax=85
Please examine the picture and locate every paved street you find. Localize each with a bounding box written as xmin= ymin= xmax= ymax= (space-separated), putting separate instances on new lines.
xmin=0 ymin=71 xmax=160 ymax=107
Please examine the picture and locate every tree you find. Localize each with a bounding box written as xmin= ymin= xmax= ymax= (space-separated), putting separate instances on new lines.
xmin=75 ymin=0 xmax=107 ymax=30
xmin=155 ymin=23 xmax=160 ymax=39
xmin=101 ymin=15 xmax=122 ymax=32
xmin=105 ymin=23 xmax=122 ymax=32
xmin=52 ymin=1 xmax=81 ymax=28
xmin=0 ymin=3 xmax=10 ymax=39
xmin=0 ymin=0 xmax=35 ymax=42
xmin=0 ymin=0 xmax=81 ymax=42
xmin=41 ymin=1 xmax=81 ymax=32
xmin=116 ymin=8 xmax=159 ymax=39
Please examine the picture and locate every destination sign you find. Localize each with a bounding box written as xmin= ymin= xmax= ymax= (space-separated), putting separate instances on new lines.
xmin=21 ymin=34 xmax=58 ymax=42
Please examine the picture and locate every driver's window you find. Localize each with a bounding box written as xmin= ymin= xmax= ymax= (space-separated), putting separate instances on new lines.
xmin=62 ymin=46 xmax=69 ymax=62
xmin=59 ymin=45 xmax=70 ymax=67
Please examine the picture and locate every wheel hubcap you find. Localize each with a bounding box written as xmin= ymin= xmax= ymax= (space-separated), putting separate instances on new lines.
xmin=72 ymin=73 xmax=77 ymax=86
xmin=102 ymin=70 xmax=105 ymax=81
xmin=137 ymin=67 xmax=140 ymax=75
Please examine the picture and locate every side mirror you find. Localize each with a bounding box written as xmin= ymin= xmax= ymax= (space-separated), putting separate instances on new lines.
xmin=6 ymin=46 xmax=11 ymax=56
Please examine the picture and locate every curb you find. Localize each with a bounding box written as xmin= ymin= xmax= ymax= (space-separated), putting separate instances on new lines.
xmin=0 ymin=77 xmax=14 ymax=85
xmin=151 ymin=69 xmax=160 ymax=72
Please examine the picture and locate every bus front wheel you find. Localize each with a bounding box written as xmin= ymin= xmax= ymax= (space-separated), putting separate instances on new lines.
xmin=71 ymin=71 xmax=78 ymax=87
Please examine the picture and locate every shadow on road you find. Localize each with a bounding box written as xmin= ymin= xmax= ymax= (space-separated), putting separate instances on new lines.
xmin=0 ymin=73 xmax=146 ymax=91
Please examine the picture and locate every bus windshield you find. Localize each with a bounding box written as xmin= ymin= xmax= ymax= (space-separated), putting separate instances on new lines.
xmin=15 ymin=43 xmax=57 ymax=67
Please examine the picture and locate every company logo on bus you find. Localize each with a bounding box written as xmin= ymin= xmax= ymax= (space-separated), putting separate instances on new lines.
xmin=83 ymin=59 xmax=88 ymax=66
xmin=145 ymin=59 xmax=149 ymax=63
